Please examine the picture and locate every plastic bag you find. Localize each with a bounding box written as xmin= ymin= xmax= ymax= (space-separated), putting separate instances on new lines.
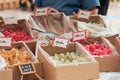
xmin=73 ymin=15 xmax=119 ymax=37
xmin=29 ymin=12 xmax=76 ymax=40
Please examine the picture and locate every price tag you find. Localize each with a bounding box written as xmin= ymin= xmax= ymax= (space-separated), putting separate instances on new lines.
xmin=72 ymin=30 xmax=87 ymax=41
xmin=3 ymin=15 xmax=18 ymax=24
xmin=78 ymin=10 xmax=91 ymax=19
xmin=0 ymin=38 xmax=11 ymax=47
xmin=19 ymin=63 xmax=36 ymax=75
xmin=34 ymin=8 xmax=47 ymax=16
xmin=53 ymin=37 xmax=69 ymax=48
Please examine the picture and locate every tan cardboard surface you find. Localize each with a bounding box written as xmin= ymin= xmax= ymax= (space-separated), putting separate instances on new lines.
xmin=2 ymin=42 xmax=42 ymax=80
xmin=79 ymin=37 xmax=120 ymax=72
xmin=26 ymin=40 xmax=37 ymax=55
xmin=0 ymin=69 xmax=12 ymax=80
xmin=95 ymin=56 xmax=120 ymax=72
xmin=38 ymin=43 xmax=99 ymax=80
xmin=8 ymin=62 xmax=42 ymax=80
xmin=114 ymin=37 xmax=120 ymax=53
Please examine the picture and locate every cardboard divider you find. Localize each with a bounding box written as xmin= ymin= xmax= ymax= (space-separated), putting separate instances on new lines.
xmin=37 ymin=42 xmax=99 ymax=80
xmin=26 ymin=40 xmax=37 ymax=55
xmin=114 ymin=37 xmax=120 ymax=53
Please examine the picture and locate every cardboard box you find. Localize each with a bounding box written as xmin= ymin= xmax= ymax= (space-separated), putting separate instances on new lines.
xmin=0 ymin=19 xmax=36 ymax=42
xmin=0 ymin=42 xmax=42 ymax=80
xmin=8 ymin=62 xmax=42 ymax=80
xmin=95 ymin=56 xmax=120 ymax=72
xmin=29 ymin=13 xmax=76 ymax=40
xmin=79 ymin=37 xmax=120 ymax=72
xmin=0 ymin=69 xmax=12 ymax=80
xmin=37 ymin=42 xmax=99 ymax=80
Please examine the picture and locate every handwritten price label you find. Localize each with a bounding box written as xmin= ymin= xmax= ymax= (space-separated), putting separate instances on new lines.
xmin=78 ymin=10 xmax=91 ymax=19
xmin=34 ymin=8 xmax=47 ymax=16
xmin=0 ymin=38 xmax=11 ymax=47
xmin=3 ymin=15 xmax=18 ymax=24
xmin=72 ymin=30 xmax=87 ymax=41
xmin=53 ymin=37 xmax=69 ymax=48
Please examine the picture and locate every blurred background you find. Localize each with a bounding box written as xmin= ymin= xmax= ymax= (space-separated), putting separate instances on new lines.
xmin=0 ymin=0 xmax=120 ymax=18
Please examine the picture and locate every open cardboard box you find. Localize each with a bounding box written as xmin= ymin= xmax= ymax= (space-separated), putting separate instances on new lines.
xmin=78 ymin=37 xmax=120 ymax=72
xmin=0 ymin=42 xmax=42 ymax=80
xmin=29 ymin=13 xmax=76 ymax=40
xmin=0 ymin=69 xmax=12 ymax=80
xmin=0 ymin=19 xmax=36 ymax=42
xmin=37 ymin=42 xmax=99 ymax=80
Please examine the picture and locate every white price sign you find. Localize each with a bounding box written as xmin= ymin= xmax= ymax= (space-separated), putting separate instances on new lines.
xmin=34 ymin=8 xmax=47 ymax=16
xmin=0 ymin=38 xmax=11 ymax=47
xmin=78 ymin=10 xmax=91 ymax=19
xmin=53 ymin=37 xmax=69 ymax=48
xmin=72 ymin=30 xmax=87 ymax=41
xmin=3 ymin=16 xmax=18 ymax=24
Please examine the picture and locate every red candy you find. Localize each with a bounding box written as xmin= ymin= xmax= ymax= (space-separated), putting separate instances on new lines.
xmin=2 ymin=29 xmax=32 ymax=42
xmin=85 ymin=43 xmax=112 ymax=56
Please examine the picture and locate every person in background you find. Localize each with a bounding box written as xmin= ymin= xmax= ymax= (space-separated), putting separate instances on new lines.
xmin=19 ymin=0 xmax=34 ymax=11
xmin=34 ymin=0 xmax=100 ymax=15
xmin=98 ymin=0 xmax=110 ymax=15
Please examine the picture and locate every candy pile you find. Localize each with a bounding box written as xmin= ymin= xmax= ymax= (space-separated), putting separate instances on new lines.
xmin=51 ymin=52 xmax=88 ymax=66
xmin=84 ymin=43 xmax=112 ymax=56
xmin=0 ymin=48 xmax=32 ymax=65
xmin=2 ymin=29 xmax=32 ymax=42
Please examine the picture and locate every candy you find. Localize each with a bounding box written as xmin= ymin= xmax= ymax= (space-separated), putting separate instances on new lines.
xmin=51 ymin=52 xmax=88 ymax=66
xmin=2 ymin=29 xmax=32 ymax=42
xmin=85 ymin=43 xmax=112 ymax=56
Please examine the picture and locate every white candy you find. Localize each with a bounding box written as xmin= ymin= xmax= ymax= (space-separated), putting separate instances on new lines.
xmin=51 ymin=52 xmax=87 ymax=66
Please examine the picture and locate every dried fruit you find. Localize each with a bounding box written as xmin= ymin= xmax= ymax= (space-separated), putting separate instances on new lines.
xmin=0 ymin=48 xmax=32 ymax=65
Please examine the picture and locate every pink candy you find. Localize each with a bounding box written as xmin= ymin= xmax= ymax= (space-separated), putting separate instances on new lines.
xmin=3 ymin=29 xmax=32 ymax=42
xmin=85 ymin=43 xmax=111 ymax=56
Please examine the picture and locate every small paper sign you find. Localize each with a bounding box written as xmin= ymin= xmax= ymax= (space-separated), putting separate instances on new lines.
xmin=78 ymin=10 xmax=91 ymax=19
xmin=53 ymin=37 xmax=69 ymax=48
xmin=34 ymin=8 xmax=47 ymax=16
xmin=0 ymin=38 xmax=11 ymax=47
xmin=19 ymin=63 xmax=36 ymax=75
xmin=3 ymin=15 xmax=18 ymax=24
xmin=72 ymin=30 xmax=87 ymax=41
